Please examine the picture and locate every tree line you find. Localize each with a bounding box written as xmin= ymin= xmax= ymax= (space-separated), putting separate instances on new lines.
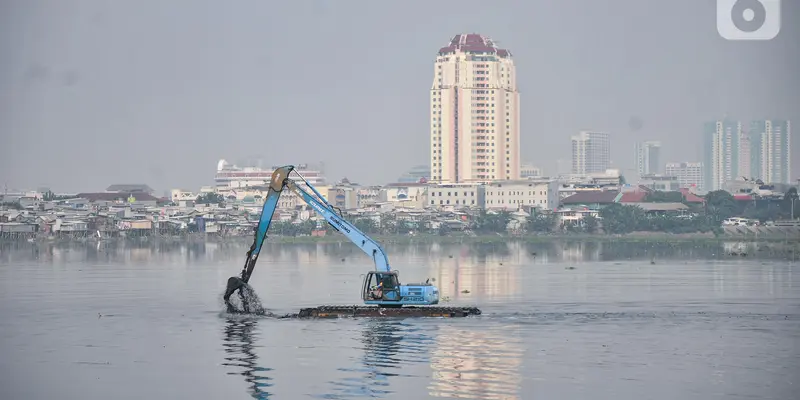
xmin=527 ymin=189 xmax=799 ymax=235
xmin=205 ymin=189 xmax=800 ymax=237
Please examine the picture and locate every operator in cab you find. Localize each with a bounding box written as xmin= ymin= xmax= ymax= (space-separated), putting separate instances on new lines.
xmin=370 ymin=281 xmax=384 ymax=300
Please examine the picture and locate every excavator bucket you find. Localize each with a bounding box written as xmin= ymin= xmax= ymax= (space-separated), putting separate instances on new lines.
xmin=223 ymin=276 xmax=247 ymax=313
xmin=223 ymin=276 xmax=267 ymax=314
xmin=223 ymin=276 xmax=246 ymax=305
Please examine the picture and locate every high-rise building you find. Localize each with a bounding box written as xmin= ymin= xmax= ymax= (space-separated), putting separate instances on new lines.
xmin=750 ymin=119 xmax=792 ymax=184
xmin=635 ymin=141 xmax=661 ymax=176
xmin=703 ymin=119 xmax=750 ymax=191
xmin=571 ymin=131 xmax=610 ymax=175
xmin=430 ymin=33 xmax=519 ymax=184
xmin=665 ymin=162 xmax=705 ymax=191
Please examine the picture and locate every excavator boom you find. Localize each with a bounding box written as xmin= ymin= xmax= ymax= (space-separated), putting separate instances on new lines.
xmin=288 ymin=181 xmax=390 ymax=272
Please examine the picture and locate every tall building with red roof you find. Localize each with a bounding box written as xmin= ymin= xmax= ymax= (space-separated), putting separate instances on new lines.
xmin=430 ymin=34 xmax=519 ymax=184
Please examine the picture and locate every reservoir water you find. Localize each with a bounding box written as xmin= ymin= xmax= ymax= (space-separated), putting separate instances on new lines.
xmin=1 ymin=240 xmax=797 ymax=399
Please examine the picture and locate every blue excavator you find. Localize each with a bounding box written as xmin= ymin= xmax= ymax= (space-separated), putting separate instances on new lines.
xmin=223 ymin=165 xmax=482 ymax=318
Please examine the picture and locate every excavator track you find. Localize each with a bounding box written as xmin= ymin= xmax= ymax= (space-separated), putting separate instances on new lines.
xmin=291 ymin=305 xmax=482 ymax=319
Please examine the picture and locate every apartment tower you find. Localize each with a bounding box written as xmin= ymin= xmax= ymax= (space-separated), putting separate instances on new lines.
xmin=430 ymin=33 xmax=520 ymax=184
xmin=750 ymin=119 xmax=792 ymax=184
xmin=703 ymin=119 xmax=750 ymax=191
xmin=635 ymin=141 xmax=662 ymax=176
xmin=571 ymin=131 xmax=611 ymax=175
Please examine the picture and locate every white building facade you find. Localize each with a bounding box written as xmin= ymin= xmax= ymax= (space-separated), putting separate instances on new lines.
xmin=431 ymin=33 xmax=520 ymax=184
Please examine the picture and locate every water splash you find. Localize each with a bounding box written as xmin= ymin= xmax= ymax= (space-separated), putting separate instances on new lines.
xmin=223 ymin=283 xmax=270 ymax=316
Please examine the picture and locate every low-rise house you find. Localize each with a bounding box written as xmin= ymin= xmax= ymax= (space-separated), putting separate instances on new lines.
xmin=381 ymin=183 xmax=428 ymax=209
xmin=0 ymin=222 xmax=38 ymax=239
xmin=326 ymin=185 xmax=359 ymax=210
xmin=555 ymin=208 xmax=599 ymax=225
xmin=631 ymin=202 xmax=690 ymax=215
xmin=106 ymin=184 xmax=155 ymax=195
xmin=508 ymin=209 xmax=530 ymax=232
xmin=560 ymin=191 xmax=620 ymax=209
xmin=77 ymin=192 xmax=159 ymax=207
xmin=679 ymin=188 xmax=705 ymax=204
xmin=52 ymin=219 xmax=89 ymax=236
xmin=0 ymin=211 xmax=21 ymax=223
xmin=18 ymin=197 xmax=39 ymax=209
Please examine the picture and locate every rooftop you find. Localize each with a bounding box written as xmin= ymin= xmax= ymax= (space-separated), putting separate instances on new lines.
xmin=561 ymin=191 xmax=621 ymax=204
xmin=76 ymin=192 xmax=160 ymax=202
xmin=106 ymin=184 xmax=154 ymax=193
xmin=438 ymin=33 xmax=511 ymax=58
xmin=632 ymin=202 xmax=690 ymax=212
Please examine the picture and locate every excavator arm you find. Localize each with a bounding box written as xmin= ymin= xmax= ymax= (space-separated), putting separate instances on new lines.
xmin=239 ymin=165 xmax=294 ymax=284
xmin=223 ymin=164 xmax=391 ymax=309
xmin=223 ymin=165 xmax=293 ymax=307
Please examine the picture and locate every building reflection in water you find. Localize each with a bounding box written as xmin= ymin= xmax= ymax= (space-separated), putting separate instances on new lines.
xmin=428 ymin=324 xmax=523 ymax=399
xmin=4 ymin=239 xmax=796 ymax=269
xmin=328 ymin=319 xmax=425 ymax=398
xmin=221 ymin=317 xmax=273 ymax=399
xmin=430 ymin=247 xmax=522 ymax=300
xmin=556 ymin=240 xmax=601 ymax=263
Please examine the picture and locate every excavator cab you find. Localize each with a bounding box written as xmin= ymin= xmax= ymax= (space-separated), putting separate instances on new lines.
xmin=361 ymin=270 xmax=440 ymax=307
xmin=362 ymin=271 xmax=401 ymax=303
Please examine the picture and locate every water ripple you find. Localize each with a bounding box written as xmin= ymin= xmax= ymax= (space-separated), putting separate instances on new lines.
xmin=316 ymin=319 xmax=435 ymax=399
xmin=427 ymin=323 xmax=525 ymax=399
xmin=221 ymin=318 xmax=274 ymax=399
xmin=2 ymin=242 xmax=799 ymax=400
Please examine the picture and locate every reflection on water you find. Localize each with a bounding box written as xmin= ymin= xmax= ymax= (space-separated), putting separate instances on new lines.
xmin=326 ymin=320 xmax=433 ymax=399
xmin=1 ymin=238 xmax=798 ymax=400
xmin=1 ymin=238 xmax=796 ymax=267
xmin=428 ymin=324 xmax=523 ymax=399
xmin=432 ymin=256 xmax=522 ymax=299
xmin=222 ymin=317 xmax=273 ymax=399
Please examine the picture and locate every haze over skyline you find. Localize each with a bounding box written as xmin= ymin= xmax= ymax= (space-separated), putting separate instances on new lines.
xmin=1 ymin=0 xmax=798 ymax=193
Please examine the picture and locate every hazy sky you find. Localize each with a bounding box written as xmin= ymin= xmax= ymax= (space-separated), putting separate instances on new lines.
xmin=1 ymin=0 xmax=798 ymax=193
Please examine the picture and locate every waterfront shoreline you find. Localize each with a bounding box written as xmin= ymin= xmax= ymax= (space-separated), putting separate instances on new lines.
xmin=4 ymin=232 xmax=798 ymax=245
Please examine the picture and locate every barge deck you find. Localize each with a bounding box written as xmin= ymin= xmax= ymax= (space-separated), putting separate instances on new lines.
xmin=227 ymin=305 xmax=482 ymax=318
xmin=295 ymin=305 xmax=481 ymax=318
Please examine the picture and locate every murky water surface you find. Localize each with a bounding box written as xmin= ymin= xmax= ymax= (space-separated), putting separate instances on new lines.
xmin=1 ymin=240 xmax=797 ymax=399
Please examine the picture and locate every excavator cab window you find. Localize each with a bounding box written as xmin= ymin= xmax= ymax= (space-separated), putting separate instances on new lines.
xmin=380 ymin=274 xmax=397 ymax=289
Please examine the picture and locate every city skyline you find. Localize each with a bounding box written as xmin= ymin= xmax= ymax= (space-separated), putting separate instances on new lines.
xmin=703 ymin=117 xmax=793 ymax=191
